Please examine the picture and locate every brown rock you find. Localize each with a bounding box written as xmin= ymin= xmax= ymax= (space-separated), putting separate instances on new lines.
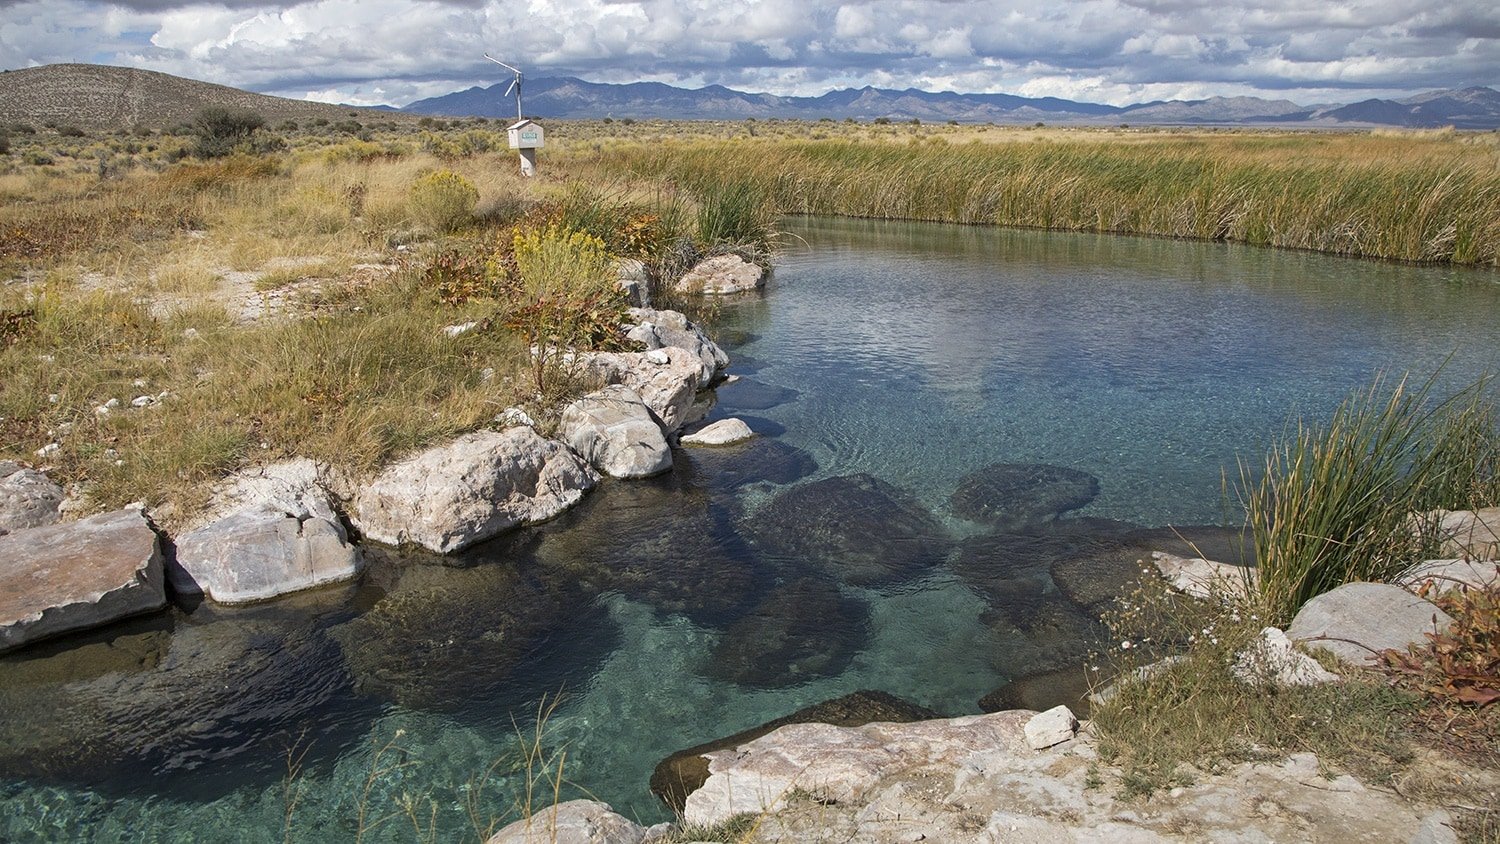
xmin=0 ymin=508 xmax=166 ymax=653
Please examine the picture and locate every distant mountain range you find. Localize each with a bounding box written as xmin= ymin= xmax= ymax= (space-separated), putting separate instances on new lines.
xmin=407 ymin=78 xmax=1500 ymax=129
xmin=2 ymin=63 xmax=1496 ymax=131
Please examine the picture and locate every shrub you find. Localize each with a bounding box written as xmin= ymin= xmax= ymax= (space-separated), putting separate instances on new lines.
xmin=0 ymin=132 xmax=9 ymax=155
xmin=57 ymin=125 xmax=85 ymax=138
xmin=191 ymin=107 xmax=266 ymax=158
xmin=408 ymin=170 xmax=479 ymax=233
xmin=504 ymin=226 xmax=626 ymax=394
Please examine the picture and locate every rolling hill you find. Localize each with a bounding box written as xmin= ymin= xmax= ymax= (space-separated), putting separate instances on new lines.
xmin=0 ymin=63 xmax=416 ymax=130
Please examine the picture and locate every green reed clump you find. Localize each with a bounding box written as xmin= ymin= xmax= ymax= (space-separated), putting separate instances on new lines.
xmin=693 ymin=180 xmax=776 ymax=250
xmin=1241 ymin=372 xmax=1500 ymax=624
xmin=604 ymin=133 xmax=1500 ymax=265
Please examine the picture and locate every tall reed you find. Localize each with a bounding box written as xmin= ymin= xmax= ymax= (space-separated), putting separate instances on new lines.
xmin=1241 ymin=372 xmax=1500 ymax=623
xmin=600 ymin=134 xmax=1500 ymax=266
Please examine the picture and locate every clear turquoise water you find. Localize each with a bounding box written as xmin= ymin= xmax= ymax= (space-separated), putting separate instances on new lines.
xmin=3 ymin=218 xmax=1498 ymax=842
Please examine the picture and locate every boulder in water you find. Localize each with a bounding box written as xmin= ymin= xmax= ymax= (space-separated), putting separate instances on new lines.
xmin=745 ymin=473 xmax=949 ymax=587
xmin=677 ymin=437 xmax=817 ymax=491
xmin=330 ymin=559 xmax=607 ymax=711
xmin=950 ymin=463 xmax=1100 ymax=530
xmin=704 ymin=577 xmax=869 ymax=688
xmin=353 ymin=427 xmax=598 ymax=554
xmin=557 ymin=385 xmax=673 ymax=479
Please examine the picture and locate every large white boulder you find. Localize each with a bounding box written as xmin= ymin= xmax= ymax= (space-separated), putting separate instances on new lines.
xmin=581 ymin=347 xmax=705 ymax=434
xmin=353 ymin=428 xmax=597 ymax=554
xmin=0 ymin=461 xmax=63 ymax=536
xmin=624 ymin=307 xmax=729 ymax=386
xmin=171 ymin=459 xmax=361 ymax=604
xmin=1288 ymin=582 xmax=1453 ymax=667
xmin=674 ymin=254 xmax=764 ymax=295
xmin=484 ymin=800 xmax=646 ymax=844
xmin=559 ymin=385 xmax=673 ymax=479
xmin=0 ymin=508 xmax=165 ymax=653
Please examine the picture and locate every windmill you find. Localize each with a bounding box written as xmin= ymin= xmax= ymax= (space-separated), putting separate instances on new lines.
xmin=485 ymin=54 xmax=543 ymax=176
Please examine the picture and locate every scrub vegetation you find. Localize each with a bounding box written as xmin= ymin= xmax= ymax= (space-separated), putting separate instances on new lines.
xmin=1091 ymin=372 xmax=1500 ymax=840
xmin=0 ymin=114 xmax=775 ymax=526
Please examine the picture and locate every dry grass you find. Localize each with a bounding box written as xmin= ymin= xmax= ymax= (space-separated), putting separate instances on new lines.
xmin=586 ymin=127 xmax=1500 ymax=265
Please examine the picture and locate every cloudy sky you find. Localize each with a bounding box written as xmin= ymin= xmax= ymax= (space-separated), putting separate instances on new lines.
xmin=1 ymin=0 xmax=1495 ymax=107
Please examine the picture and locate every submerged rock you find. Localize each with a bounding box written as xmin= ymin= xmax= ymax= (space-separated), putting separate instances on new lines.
xmin=172 ymin=459 xmax=361 ymax=604
xmin=950 ymin=518 xmax=1137 ymax=615
xmin=744 ymin=473 xmax=949 ymax=587
xmin=0 ymin=508 xmax=166 ymax=654
xmin=714 ymin=377 xmax=799 ymax=412
xmin=650 ymin=690 xmax=939 ymax=814
xmin=983 ymin=596 xmax=1106 ymax=678
xmin=1050 ymin=524 xmax=1250 ymax=617
xmin=353 ymin=427 xmax=598 ymax=554
xmin=558 ymin=385 xmax=673 ymax=479
xmin=950 ymin=462 xmax=1100 ymax=529
xmin=529 ymin=471 xmax=765 ymax=626
xmin=704 ymin=577 xmax=870 ymax=688
xmin=979 ymin=666 xmax=1096 ymax=717
xmin=675 ymin=254 xmax=764 ymax=295
xmin=1287 ymin=582 xmax=1453 ymax=668
xmin=0 ymin=460 xmax=63 ymax=536
xmin=330 ymin=559 xmax=607 ymax=711
xmin=0 ymin=610 xmax=364 ymax=789
xmin=677 ymin=437 xmax=818 ymax=491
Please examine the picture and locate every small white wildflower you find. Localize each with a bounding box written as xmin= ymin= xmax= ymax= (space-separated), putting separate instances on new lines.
xmin=1120 ymin=640 xmax=1133 ymax=650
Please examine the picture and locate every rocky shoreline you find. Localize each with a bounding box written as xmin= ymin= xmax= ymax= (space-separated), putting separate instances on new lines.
xmin=0 ymin=304 xmax=737 ymax=652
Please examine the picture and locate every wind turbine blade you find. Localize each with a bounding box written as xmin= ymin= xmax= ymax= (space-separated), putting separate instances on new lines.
xmin=505 ymin=80 xmax=518 ymax=97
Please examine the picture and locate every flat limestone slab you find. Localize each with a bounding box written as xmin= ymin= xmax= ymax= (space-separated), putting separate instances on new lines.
xmin=0 ymin=508 xmax=166 ymax=653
